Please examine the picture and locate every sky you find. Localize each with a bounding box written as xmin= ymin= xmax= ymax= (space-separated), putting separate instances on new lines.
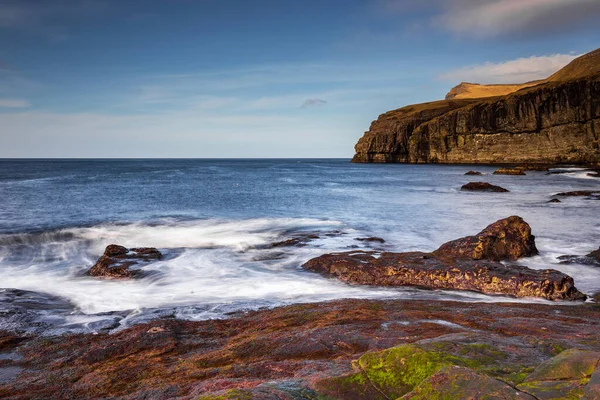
xmin=1 ymin=0 xmax=599 ymax=158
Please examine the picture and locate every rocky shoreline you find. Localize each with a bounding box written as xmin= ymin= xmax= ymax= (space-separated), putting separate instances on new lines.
xmin=2 ymin=298 xmax=600 ymax=399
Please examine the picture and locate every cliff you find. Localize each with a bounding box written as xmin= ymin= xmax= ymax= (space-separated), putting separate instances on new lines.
xmin=352 ymin=48 xmax=600 ymax=164
xmin=445 ymin=81 xmax=542 ymax=100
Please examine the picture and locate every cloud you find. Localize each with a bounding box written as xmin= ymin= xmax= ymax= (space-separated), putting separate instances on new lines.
xmin=439 ymin=53 xmax=578 ymax=84
xmin=0 ymin=0 xmax=105 ymax=38
xmin=0 ymin=98 xmax=30 ymax=108
xmin=381 ymin=0 xmax=600 ymax=37
xmin=300 ymin=98 xmax=327 ymax=108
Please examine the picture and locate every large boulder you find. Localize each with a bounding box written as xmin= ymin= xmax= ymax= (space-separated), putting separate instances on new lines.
xmin=433 ymin=216 xmax=538 ymax=261
xmin=302 ymin=251 xmax=584 ymax=301
xmin=87 ymin=245 xmax=162 ymax=279
xmin=302 ymin=217 xmax=585 ymax=301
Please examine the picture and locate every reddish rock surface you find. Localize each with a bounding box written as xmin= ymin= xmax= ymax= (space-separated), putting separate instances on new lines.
xmin=493 ymin=167 xmax=526 ymax=175
xmin=460 ymin=182 xmax=509 ymax=192
xmin=2 ymin=299 xmax=600 ymax=399
xmin=87 ymin=245 xmax=162 ymax=279
xmin=302 ymin=217 xmax=570 ymax=300
xmin=433 ymin=216 xmax=538 ymax=261
xmin=303 ymin=251 xmax=582 ymax=301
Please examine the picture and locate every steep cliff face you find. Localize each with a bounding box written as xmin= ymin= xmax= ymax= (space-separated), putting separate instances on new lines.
xmin=353 ymin=48 xmax=600 ymax=164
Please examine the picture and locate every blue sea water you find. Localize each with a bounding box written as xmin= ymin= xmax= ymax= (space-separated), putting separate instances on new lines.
xmin=0 ymin=159 xmax=599 ymax=334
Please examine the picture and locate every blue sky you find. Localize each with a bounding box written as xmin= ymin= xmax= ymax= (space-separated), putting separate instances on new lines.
xmin=1 ymin=0 xmax=599 ymax=158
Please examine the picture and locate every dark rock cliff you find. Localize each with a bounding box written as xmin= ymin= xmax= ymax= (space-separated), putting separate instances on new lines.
xmin=352 ymin=48 xmax=600 ymax=164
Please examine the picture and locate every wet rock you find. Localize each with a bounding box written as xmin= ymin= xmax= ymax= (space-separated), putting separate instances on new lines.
xmin=433 ymin=216 xmax=538 ymax=261
xmin=401 ymin=366 xmax=536 ymax=400
xmin=301 ymin=217 xmax=582 ymax=301
xmin=464 ymin=170 xmax=482 ymax=175
xmin=355 ymin=237 xmax=385 ymax=244
xmin=548 ymin=198 xmax=562 ymax=203
xmin=3 ymin=299 xmax=600 ymax=399
xmin=554 ymin=190 xmax=600 ymax=197
xmin=517 ymin=349 xmax=600 ymax=399
xmin=315 ymin=344 xmax=465 ymax=399
xmin=303 ymin=251 xmax=584 ymax=301
xmin=558 ymin=247 xmax=600 ymax=267
xmin=267 ymin=234 xmax=320 ymax=248
xmin=523 ymin=349 xmax=600 ymax=382
xmin=588 ymin=171 xmax=600 ymax=178
xmin=583 ymin=367 xmax=600 ymax=399
xmin=494 ymin=167 xmax=526 ymax=175
xmin=87 ymin=244 xmax=162 ymax=279
xmin=460 ymin=182 xmax=509 ymax=192
xmin=522 ymin=165 xmax=550 ymax=172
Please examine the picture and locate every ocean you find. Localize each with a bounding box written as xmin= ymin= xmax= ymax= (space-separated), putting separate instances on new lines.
xmin=1 ymin=159 xmax=599 ymax=334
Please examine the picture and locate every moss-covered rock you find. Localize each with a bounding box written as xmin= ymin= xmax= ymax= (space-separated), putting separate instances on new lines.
xmin=523 ymin=349 xmax=600 ymax=382
xmin=517 ymin=380 xmax=588 ymax=400
xmin=315 ymin=344 xmax=478 ymax=399
xmin=400 ymin=366 xmax=536 ymax=400
xmin=583 ymin=367 xmax=600 ymax=399
xmin=516 ymin=349 xmax=600 ymax=399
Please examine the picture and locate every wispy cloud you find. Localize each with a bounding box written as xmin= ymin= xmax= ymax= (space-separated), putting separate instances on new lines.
xmin=300 ymin=98 xmax=327 ymax=108
xmin=380 ymin=0 xmax=600 ymax=37
xmin=0 ymin=98 xmax=29 ymax=108
xmin=0 ymin=0 xmax=105 ymax=38
xmin=438 ymin=0 xmax=600 ymax=37
xmin=439 ymin=53 xmax=578 ymax=84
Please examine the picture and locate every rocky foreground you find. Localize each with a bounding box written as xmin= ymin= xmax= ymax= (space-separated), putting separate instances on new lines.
xmin=2 ymin=299 xmax=600 ymax=399
xmin=352 ymin=48 xmax=600 ymax=164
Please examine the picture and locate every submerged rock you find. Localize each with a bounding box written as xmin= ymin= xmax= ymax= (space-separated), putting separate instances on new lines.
xmin=355 ymin=237 xmax=385 ymax=244
xmin=303 ymin=217 xmax=584 ymax=301
xmin=555 ymin=190 xmax=600 ymax=197
xmin=87 ymin=244 xmax=162 ymax=279
xmin=267 ymin=233 xmax=321 ymax=248
xmin=548 ymin=198 xmax=562 ymax=203
xmin=493 ymin=167 xmax=526 ymax=175
xmin=460 ymin=182 xmax=509 ymax=192
xmin=558 ymin=246 xmax=600 ymax=267
xmin=464 ymin=170 xmax=482 ymax=175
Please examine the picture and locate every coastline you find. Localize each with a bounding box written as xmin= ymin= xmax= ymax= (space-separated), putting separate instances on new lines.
xmin=2 ymin=298 xmax=600 ymax=399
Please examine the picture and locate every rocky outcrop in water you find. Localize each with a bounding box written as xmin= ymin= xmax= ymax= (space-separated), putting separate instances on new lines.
xmin=433 ymin=216 xmax=538 ymax=261
xmin=494 ymin=167 xmax=526 ymax=175
xmin=303 ymin=217 xmax=584 ymax=301
xmin=352 ymin=48 xmax=600 ymax=164
xmin=87 ymin=245 xmax=162 ymax=279
xmin=460 ymin=182 xmax=509 ymax=192
xmin=559 ymin=246 xmax=600 ymax=267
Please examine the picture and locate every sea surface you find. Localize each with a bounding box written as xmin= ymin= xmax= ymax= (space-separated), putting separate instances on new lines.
xmin=0 ymin=159 xmax=599 ymax=334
